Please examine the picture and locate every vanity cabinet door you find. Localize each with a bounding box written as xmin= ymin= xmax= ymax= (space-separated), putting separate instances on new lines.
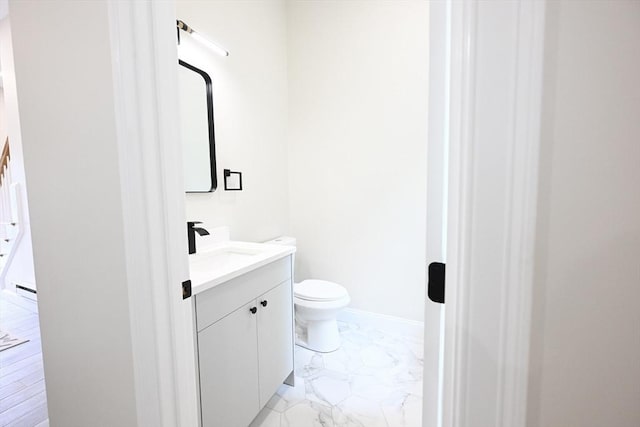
xmin=198 ymin=301 xmax=260 ymax=427
xmin=257 ymin=280 xmax=294 ymax=407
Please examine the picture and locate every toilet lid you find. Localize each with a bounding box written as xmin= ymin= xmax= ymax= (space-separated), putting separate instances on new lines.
xmin=294 ymin=280 xmax=349 ymax=302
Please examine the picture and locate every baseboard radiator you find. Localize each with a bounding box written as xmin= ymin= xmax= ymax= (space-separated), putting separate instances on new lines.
xmin=15 ymin=282 xmax=37 ymax=301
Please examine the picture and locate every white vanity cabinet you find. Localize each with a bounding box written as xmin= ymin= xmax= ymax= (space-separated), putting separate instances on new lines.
xmin=194 ymin=256 xmax=294 ymax=427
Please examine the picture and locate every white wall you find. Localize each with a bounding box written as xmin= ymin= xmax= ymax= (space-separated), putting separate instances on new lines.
xmin=8 ymin=1 xmax=139 ymax=425
xmin=287 ymin=1 xmax=429 ymax=321
xmin=177 ymin=0 xmax=290 ymax=243
xmin=528 ymin=1 xmax=640 ymax=426
xmin=0 ymin=88 xmax=6 ymax=139
xmin=0 ymin=14 xmax=36 ymax=292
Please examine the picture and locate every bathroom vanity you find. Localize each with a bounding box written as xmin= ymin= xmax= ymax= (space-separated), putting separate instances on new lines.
xmin=189 ymin=241 xmax=295 ymax=427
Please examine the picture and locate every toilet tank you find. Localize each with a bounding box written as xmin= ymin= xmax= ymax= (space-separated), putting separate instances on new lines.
xmin=265 ymin=236 xmax=296 ymax=247
xmin=265 ymin=236 xmax=297 ymax=281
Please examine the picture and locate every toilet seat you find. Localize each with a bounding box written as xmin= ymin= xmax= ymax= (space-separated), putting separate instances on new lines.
xmin=294 ymin=280 xmax=349 ymax=302
xmin=294 ymin=295 xmax=351 ymax=311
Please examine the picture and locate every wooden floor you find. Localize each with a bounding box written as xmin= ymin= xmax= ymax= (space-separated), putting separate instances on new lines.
xmin=0 ymin=294 xmax=48 ymax=427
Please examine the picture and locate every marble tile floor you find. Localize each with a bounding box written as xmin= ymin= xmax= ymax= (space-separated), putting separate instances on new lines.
xmin=1 ymin=293 xmax=423 ymax=427
xmin=251 ymin=319 xmax=424 ymax=427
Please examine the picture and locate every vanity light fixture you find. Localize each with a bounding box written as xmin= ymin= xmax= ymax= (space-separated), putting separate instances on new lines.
xmin=177 ymin=20 xmax=229 ymax=57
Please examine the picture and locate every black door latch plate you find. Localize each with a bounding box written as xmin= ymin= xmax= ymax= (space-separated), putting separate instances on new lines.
xmin=428 ymin=262 xmax=445 ymax=304
xmin=182 ymin=280 xmax=192 ymax=300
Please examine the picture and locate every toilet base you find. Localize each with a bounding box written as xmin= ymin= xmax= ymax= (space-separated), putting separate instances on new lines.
xmin=295 ymin=318 xmax=341 ymax=353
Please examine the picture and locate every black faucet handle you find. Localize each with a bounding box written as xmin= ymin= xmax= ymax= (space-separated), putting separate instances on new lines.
xmin=195 ymin=227 xmax=210 ymax=236
xmin=187 ymin=221 xmax=209 ymax=254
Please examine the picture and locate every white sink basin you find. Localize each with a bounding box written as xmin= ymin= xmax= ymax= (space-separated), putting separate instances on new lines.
xmin=190 ymin=246 xmax=263 ymax=271
xmin=189 ymin=241 xmax=295 ymax=295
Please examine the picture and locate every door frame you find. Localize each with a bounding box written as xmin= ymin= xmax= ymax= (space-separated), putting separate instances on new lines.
xmin=434 ymin=1 xmax=547 ymax=426
xmin=107 ymin=2 xmax=198 ymax=426
xmin=105 ymin=0 xmax=547 ymax=426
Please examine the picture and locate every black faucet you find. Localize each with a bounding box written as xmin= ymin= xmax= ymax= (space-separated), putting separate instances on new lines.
xmin=187 ymin=221 xmax=210 ymax=254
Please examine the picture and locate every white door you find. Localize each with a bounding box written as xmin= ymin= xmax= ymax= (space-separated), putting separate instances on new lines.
xmin=422 ymin=1 xmax=448 ymax=426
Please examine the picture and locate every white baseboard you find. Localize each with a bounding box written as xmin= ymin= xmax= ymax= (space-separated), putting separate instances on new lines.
xmin=337 ymin=307 xmax=424 ymax=341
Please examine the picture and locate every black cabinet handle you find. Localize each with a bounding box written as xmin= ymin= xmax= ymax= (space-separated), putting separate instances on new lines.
xmin=260 ymin=300 xmax=268 ymax=307
xmin=249 ymin=307 xmax=257 ymax=314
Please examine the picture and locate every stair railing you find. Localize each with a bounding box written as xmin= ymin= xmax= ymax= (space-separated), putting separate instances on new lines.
xmin=0 ymin=137 xmax=17 ymax=271
xmin=0 ymin=137 xmax=9 ymax=186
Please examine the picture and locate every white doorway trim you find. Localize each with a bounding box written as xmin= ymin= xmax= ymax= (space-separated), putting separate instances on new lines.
xmin=433 ymin=1 xmax=547 ymax=426
xmin=107 ymin=2 xmax=197 ymax=426
xmin=5 ymin=0 xmax=193 ymax=424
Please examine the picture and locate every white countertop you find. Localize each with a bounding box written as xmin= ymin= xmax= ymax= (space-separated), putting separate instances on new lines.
xmin=189 ymin=240 xmax=295 ymax=295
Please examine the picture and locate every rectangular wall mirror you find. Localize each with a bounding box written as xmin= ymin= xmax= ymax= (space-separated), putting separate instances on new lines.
xmin=178 ymin=59 xmax=217 ymax=192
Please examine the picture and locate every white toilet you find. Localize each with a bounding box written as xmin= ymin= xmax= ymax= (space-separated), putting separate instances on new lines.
xmin=266 ymin=236 xmax=350 ymax=353
xmin=294 ymin=279 xmax=350 ymax=353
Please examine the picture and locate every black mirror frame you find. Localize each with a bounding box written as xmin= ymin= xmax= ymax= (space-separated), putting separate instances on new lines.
xmin=178 ymin=59 xmax=217 ymax=193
